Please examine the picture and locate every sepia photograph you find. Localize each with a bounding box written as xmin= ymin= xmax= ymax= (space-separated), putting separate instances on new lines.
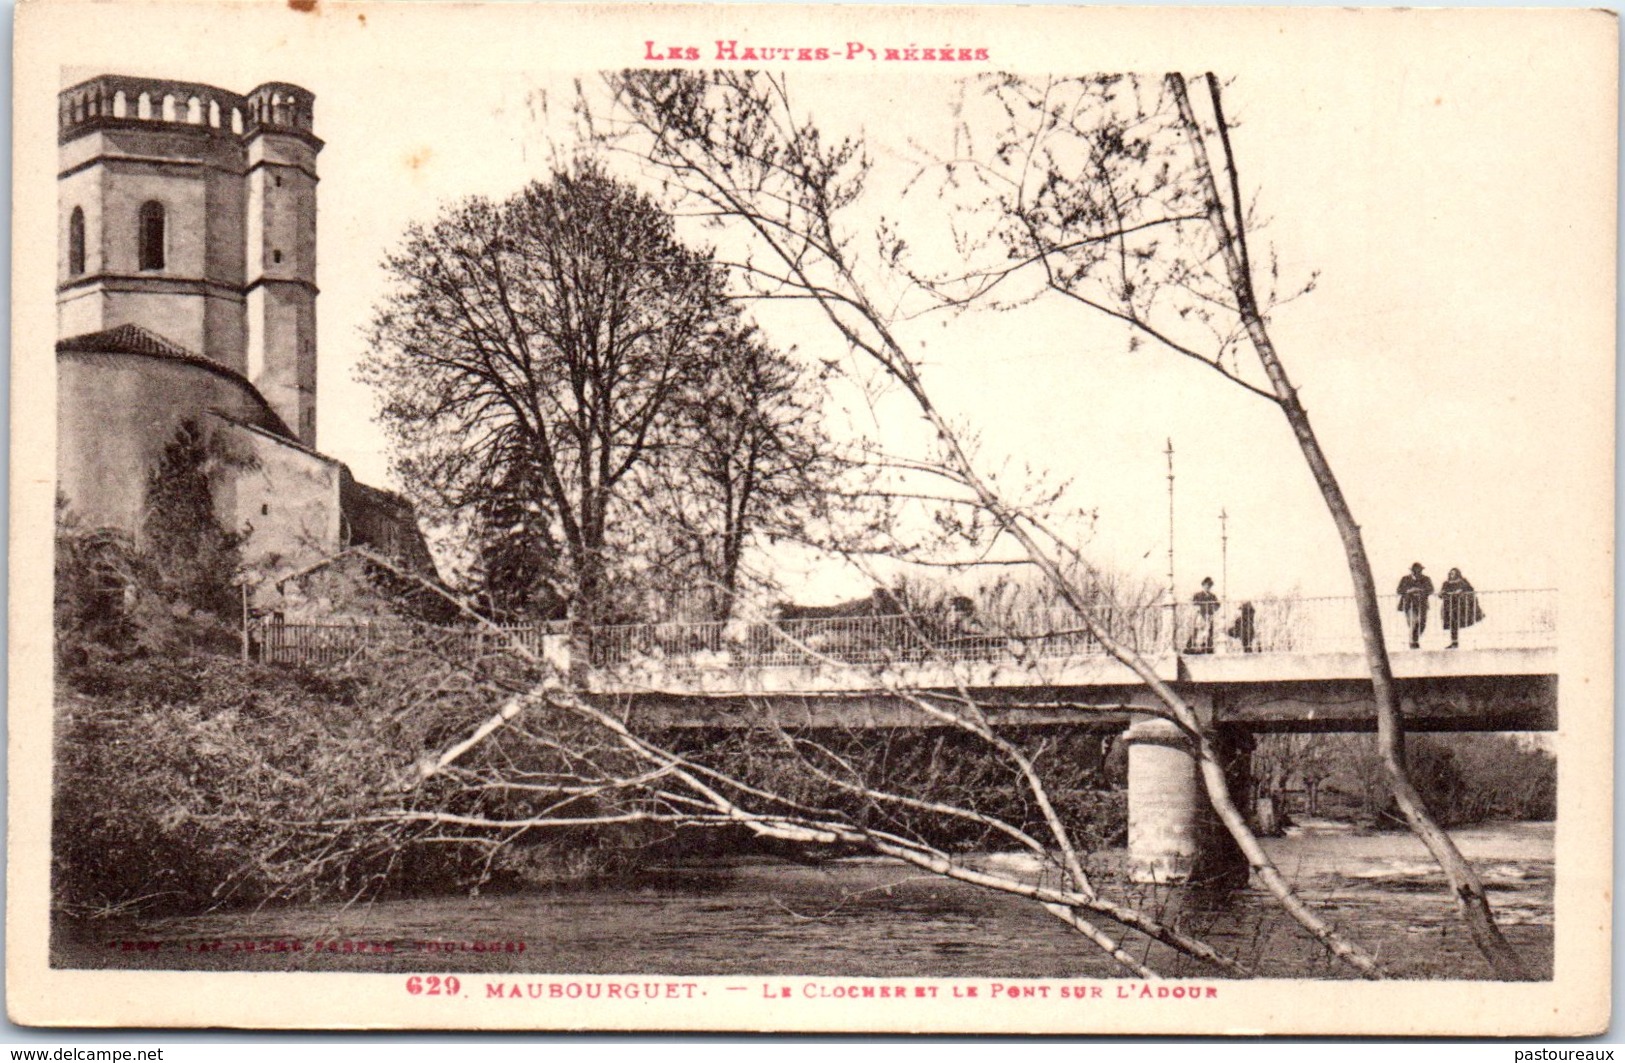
xmin=9 ymin=1 xmax=1615 ymax=1034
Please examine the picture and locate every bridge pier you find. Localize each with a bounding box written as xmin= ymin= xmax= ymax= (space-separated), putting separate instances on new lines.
xmin=1125 ymin=717 xmax=1251 ymax=889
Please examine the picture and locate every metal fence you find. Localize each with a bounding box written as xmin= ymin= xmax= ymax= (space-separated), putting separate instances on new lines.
xmin=1172 ymin=588 xmax=1558 ymax=656
xmin=254 ymin=619 xmax=565 ymax=667
xmin=254 ymin=588 xmax=1556 ymax=670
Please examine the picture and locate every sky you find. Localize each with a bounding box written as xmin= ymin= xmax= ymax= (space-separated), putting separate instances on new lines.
xmin=51 ymin=5 xmax=1615 ymax=605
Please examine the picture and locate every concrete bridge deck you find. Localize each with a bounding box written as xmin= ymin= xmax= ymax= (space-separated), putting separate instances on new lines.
xmin=600 ymin=646 xmax=1557 ymax=733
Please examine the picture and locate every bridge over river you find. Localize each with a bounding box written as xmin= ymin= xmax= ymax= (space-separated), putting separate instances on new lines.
xmin=261 ymin=587 xmax=1557 ymax=733
xmin=258 ymin=588 xmax=1557 ymax=885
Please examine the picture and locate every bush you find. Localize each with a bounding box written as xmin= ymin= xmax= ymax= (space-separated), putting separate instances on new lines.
xmin=52 ymin=423 xmax=658 ymax=920
xmin=670 ymin=727 xmax=1126 ymax=856
xmin=1366 ymin=734 xmax=1555 ymax=828
xmin=52 ymin=646 xmax=664 ymax=921
xmin=54 ymin=658 xmax=406 ymax=918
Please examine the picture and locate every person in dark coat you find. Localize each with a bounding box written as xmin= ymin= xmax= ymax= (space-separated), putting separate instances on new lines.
xmin=1397 ymin=562 xmax=1433 ymax=649
xmin=1188 ymin=577 xmax=1220 ymax=654
xmin=1438 ymin=567 xmax=1484 ymax=649
xmin=1227 ymin=601 xmax=1258 ymax=653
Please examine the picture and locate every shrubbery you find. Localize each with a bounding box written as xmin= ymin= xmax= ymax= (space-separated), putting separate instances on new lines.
xmin=1391 ymin=734 xmax=1555 ymax=827
xmin=53 ymin=421 xmax=1131 ymax=920
xmin=1256 ymin=732 xmax=1555 ymax=830
xmin=55 ymin=659 xmax=395 ymax=917
xmin=51 ymin=423 xmax=479 ymax=919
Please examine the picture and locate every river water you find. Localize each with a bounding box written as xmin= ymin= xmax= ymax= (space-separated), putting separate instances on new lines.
xmin=58 ymin=820 xmax=1553 ymax=980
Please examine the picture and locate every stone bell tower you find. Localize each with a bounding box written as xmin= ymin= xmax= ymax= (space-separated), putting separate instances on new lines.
xmin=58 ymin=75 xmax=323 ymax=446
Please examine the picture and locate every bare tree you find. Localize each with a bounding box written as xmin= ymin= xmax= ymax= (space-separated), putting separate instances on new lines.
xmin=1251 ymin=733 xmax=1340 ymax=831
xmin=596 ymin=70 xmax=1388 ymax=978
xmin=362 ymin=163 xmax=729 ymax=627
xmin=912 ymin=72 xmax=1525 ymax=978
xmin=298 ymin=550 xmax=1257 ymax=980
xmin=364 ymin=163 xmax=853 ymax=632
xmin=601 ymin=67 xmax=1536 ymax=978
xmin=634 ymin=323 xmax=845 ymax=622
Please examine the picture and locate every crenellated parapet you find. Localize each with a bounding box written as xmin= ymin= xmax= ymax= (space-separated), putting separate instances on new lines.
xmin=240 ymin=82 xmax=316 ymax=137
xmin=59 ymin=75 xmax=321 ymax=147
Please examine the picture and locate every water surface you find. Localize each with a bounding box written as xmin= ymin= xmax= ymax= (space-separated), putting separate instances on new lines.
xmin=57 ymin=820 xmax=1553 ymax=980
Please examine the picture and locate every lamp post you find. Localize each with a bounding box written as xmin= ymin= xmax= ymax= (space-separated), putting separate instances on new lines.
xmin=1165 ymin=439 xmax=1176 ymax=650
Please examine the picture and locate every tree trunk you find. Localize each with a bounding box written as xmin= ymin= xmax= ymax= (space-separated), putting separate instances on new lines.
xmin=1169 ymin=72 xmax=1530 ymax=981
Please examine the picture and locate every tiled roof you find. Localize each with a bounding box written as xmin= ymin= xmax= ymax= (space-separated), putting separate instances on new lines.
xmin=58 ymin=324 xmax=227 ymax=370
xmin=57 ymin=324 xmax=296 ymax=440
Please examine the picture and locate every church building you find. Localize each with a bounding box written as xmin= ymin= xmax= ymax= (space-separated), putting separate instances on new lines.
xmin=56 ymin=74 xmax=431 ymax=587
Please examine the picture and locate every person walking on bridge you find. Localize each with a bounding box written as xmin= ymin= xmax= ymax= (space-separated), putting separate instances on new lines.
xmin=1227 ymin=601 xmax=1258 ymax=653
xmin=1439 ymin=567 xmax=1484 ymax=649
xmin=1187 ymin=577 xmax=1221 ymax=654
xmin=1397 ymin=562 xmax=1434 ymax=649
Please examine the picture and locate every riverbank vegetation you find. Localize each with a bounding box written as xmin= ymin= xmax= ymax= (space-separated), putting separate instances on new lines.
xmin=1251 ymin=733 xmax=1555 ymax=834
xmin=56 ymin=507 xmax=1140 ymax=923
xmin=359 ymin=165 xmax=856 ymax=628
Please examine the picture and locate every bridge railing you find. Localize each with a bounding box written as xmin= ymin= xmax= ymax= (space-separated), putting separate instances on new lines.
xmin=1178 ymin=588 xmax=1557 ymax=656
xmin=589 ymin=614 xmax=939 ymax=668
xmin=252 ymin=589 xmax=1555 ymax=670
xmin=582 ymin=588 xmax=1556 ymax=670
xmin=254 ymin=618 xmax=566 ymax=667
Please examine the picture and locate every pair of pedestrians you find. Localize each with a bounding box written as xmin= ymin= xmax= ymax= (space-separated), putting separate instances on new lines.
xmin=1396 ymin=563 xmax=1483 ymax=649
xmin=1186 ymin=578 xmax=1260 ymax=654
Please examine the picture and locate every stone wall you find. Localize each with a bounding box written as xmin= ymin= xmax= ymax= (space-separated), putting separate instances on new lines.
xmin=56 ymin=346 xmax=285 ymax=532
xmin=210 ymin=417 xmax=344 ymax=575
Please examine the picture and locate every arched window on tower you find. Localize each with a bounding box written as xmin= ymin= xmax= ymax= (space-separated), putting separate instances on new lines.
xmin=68 ymin=207 xmax=86 ymax=277
xmin=137 ymin=201 xmax=165 ymax=271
